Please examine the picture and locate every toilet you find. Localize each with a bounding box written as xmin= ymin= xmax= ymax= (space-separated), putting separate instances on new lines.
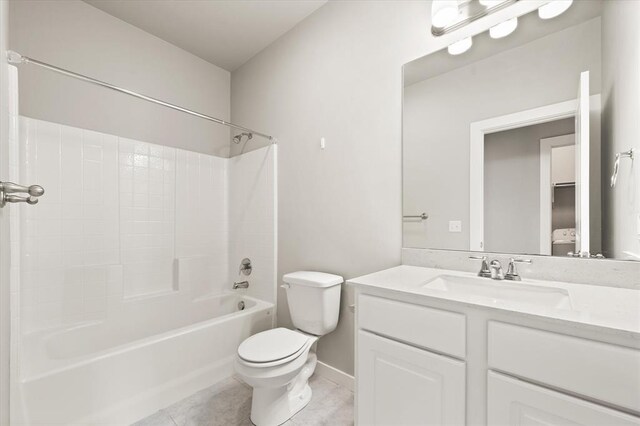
xmin=234 ymin=271 xmax=343 ymax=426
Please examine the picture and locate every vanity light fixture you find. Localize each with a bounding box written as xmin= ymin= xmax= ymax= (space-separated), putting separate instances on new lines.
xmin=439 ymin=0 xmax=572 ymax=56
xmin=431 ymin=0 xmax=460 ymax=29
xmin=432 ymin=0 xmax=516 ymax=36
xmin=489 ymin=16 xmax=518 ymax=39
xmin=538 ymin=0 xmax=573 ymax=20
xmin=448 ymin=37 xmax=473 ymax=55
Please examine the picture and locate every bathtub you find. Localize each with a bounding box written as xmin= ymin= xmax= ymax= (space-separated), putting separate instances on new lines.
xmin=12 ymin=293 xmax=273 ymax=425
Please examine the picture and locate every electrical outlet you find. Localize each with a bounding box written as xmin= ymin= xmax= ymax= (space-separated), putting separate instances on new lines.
xmin=449 ymin=220 xmax=462 ymax=233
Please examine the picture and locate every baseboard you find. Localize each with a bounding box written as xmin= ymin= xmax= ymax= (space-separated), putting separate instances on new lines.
xmin=314 ymin=361 xmax=354 ymax=392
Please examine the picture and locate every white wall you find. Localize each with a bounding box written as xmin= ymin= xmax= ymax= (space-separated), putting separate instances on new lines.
xmin=403 ymin=18 xmax=601 ymax=251
xmin=484 ymin=119 xmax=575 ymax=254
xmin=9 ymin=0 xmax=231 ymax=157
xmin=552 ymin=145 xmax=576 ymax=184
xmin=230 ymin=0 xmax=549 ymax=375
xmin=0 ymin=0 xmax=11 ymax=423
xmin=601 ymin=1 xmax=640 ymax=260
xmin=229 ymin=145 xmax=277 ymax=305
xmin=15 ymin=117 xmax=230 ymax=332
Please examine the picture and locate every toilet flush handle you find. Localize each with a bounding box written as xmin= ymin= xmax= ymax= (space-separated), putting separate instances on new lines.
xmin=280 ymin=283 xmax=290 ymax=289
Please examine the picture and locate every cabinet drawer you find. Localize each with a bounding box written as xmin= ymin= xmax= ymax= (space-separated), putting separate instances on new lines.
xmin=488 ymin=321 xmax=640 ymax=412
xmin=488 ymin=371 xmax=640 ymax=425
xmin=358 ymin=294 xmax=466 ymax=358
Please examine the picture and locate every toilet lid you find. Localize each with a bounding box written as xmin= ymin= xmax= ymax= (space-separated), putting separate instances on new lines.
xmin=238 ymin=328 xmax=310 ymax=363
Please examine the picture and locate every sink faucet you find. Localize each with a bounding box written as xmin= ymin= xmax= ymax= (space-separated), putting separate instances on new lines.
xmin=233 ymin=281 xmax=249 ymax=290
xmin=471 ymin=256 xmax=533 ymax=281
xmin=489 ymin=260 xmax=504 ymax=280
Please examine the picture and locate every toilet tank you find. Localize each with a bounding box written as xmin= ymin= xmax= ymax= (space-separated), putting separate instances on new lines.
xmin=282 ymin=271 xmax=343 ymax=336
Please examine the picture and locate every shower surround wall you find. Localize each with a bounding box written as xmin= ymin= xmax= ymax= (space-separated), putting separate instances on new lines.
xmin=16 ymin=117 xmax=230 ymax=331
xmin=10 ymin=116 xmax=276 ymax=423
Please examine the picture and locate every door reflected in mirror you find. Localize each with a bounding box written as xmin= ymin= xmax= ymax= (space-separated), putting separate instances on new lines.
xmin=402 ymin=0 xmax=639 ymax=261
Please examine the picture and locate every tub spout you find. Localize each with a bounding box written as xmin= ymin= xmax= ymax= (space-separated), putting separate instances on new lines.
xmin=233 ymin=281 xmax=249 ymax=290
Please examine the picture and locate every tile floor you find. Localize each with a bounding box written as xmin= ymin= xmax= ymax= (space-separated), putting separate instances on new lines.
xmin=132 ymin=375 xmax=354 ymax=426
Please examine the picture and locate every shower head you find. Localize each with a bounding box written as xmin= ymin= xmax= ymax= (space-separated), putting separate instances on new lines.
xmin=233 ymin=132 xmax=253 ymax=144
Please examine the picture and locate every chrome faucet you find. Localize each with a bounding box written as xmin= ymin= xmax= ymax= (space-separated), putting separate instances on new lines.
xmin=233 ymin=281 xmax=249 ymax=290
xmin=489 ymin=260 xmax=504 ymax=280
xmin=471 ymin=256 xmax=533 ymax=281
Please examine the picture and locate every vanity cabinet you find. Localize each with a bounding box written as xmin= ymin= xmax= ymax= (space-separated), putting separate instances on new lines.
xmin=357 ymin=330 xmax=466 ymax=426
xmin=354 ymin=290 xmax=640 ymax=426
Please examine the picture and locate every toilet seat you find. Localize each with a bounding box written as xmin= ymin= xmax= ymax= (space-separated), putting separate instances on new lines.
xmin=237 ymin=328 xmax=315 ymax=368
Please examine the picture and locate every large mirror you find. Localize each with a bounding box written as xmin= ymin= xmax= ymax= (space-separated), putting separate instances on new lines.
xmin=402 ymin=0 xmax=639 ymax=261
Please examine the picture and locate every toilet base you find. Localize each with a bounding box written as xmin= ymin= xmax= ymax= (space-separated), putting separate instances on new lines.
xmin=250 ymin=383 xmax=311 ymax=426
xmin=249 ymin=352 xmax=317 ymax=426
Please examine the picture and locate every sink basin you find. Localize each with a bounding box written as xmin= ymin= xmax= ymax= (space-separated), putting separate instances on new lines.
xmin=423 ymin=275 xmax=572 ymax=309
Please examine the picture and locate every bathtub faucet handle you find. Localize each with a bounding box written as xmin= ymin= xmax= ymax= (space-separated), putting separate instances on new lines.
xmin=239 ymin=258 xmax=252 ymax=276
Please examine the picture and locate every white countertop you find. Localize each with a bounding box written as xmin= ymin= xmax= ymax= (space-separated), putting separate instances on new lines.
xmin=347 ymin=265 xmax=640 ymax=337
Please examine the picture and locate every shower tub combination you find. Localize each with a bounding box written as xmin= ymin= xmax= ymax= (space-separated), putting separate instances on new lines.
xmin=13 ymin=293 xmax=273 ymax=424
xmin=7 ymin=55 xmax=278 ymax=425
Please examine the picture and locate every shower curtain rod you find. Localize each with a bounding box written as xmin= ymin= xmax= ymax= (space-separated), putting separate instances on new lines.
xmin=6 ymin=50 xmax=276 ymax=143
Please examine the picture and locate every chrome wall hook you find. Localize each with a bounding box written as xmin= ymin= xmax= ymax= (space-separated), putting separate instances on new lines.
xmin=610 ymin=149 xmax=634 ymax=188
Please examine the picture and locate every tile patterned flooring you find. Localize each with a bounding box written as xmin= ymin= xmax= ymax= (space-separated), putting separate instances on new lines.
xmin=132 ymin=375 xmax=354 ymax=426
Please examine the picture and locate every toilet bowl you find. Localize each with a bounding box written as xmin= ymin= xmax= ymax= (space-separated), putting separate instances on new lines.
xmin=234 ymin=271 xmax=343 ymax=426
xmin=235 ymin=328 xmax=319 ymax=426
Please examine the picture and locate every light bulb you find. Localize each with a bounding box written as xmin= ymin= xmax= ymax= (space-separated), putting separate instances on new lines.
xmin=538 ymin=0 xmax=573 ymax=20
xmin=489 ymin=17 xmax=518 ymax=39
xmin=448 ymin=37 xmax=473 ymax=55
xmin=431 ymin=0 xmax=460 ymax=28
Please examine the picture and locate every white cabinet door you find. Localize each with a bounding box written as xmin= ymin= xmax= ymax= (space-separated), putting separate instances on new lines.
xmin=357 ymin=330 xmax=466 ymax=426
xmin=488 ymin=371 xmax=640 ymax=426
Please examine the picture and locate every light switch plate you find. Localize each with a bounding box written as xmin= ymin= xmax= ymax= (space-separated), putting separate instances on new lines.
xmin=449 ymin=220 xmax=462 ymax=233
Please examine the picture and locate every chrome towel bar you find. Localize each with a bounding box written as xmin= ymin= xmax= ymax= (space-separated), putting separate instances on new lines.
xmin=0 ymin=181 xmax=44 ymax=207
xmin=403 ymin=212 xmax=429 ymax=220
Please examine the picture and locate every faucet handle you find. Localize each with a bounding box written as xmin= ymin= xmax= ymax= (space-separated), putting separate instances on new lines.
xmin=469 ymin=255 xmax=491 ymax=278
xmin=505 ymin=258 xmax=532 ymax=281
xmin=239 ymin=258 xmax=252 ymax=276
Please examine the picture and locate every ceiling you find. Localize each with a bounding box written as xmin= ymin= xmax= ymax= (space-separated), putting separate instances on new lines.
xmin=84 ymin=0 xmax=327 ymax=71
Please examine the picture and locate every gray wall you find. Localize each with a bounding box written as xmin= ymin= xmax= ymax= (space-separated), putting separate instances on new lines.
xmin=229 ymin=0 xmax=550 ymax=376
xmin=602 ymin=1 xmax=640 ymax=260
xmin=403 ymin=18 xmax=601 ymax=251
xmin=484 ymin=118 xmax=574 ymax=254
xmin=9 ymin=0 xmax=231 ymax=157
xmin=230 ymin=1 xmax=426 ymax=375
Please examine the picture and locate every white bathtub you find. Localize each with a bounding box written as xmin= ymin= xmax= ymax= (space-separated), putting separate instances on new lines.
xmin=12 ymin=293 xmax=273 ymax=425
